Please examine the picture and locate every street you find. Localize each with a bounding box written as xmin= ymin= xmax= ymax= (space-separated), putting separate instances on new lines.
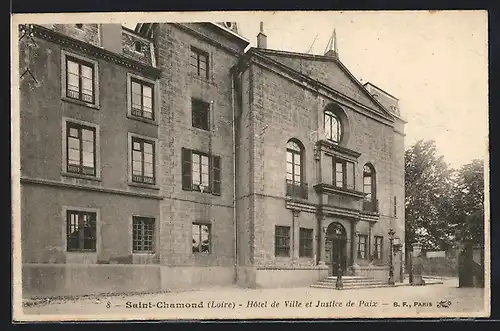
xmin=18 ymin=278 xmax=487 ymax=321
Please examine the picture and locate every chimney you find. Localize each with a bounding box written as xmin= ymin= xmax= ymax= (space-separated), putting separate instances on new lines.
xmin=257 ymin=22 xmax=267 ymax=49
xmin=100 ymin=24 xmax=123 ymax=54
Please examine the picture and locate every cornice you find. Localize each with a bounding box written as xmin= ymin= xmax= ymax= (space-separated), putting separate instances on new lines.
xmin=21 ymin=177 xmax=164 ymax=200
xmin=317 ymin=204 xmax=361 ymax=220
xmin=285 ymin=198 xmax=317 ymax=214
xmin=313 ymin=183 xmax=366 ymax=200
xmin=316 ymin=140 xmax=362 ymax=159
xmin=31 ymin=24 xmax=161 ymax=79
xmin=171 ymin=23 xmax=244 ymax=57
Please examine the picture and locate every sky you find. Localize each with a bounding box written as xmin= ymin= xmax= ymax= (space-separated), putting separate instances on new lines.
xmin=125 ymin=10 xmax=488 ymax=169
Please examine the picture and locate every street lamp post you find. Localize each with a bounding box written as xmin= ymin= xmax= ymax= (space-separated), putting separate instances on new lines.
xmin=335 ymin=228 xmax=343 ymax=290
xmin=388 ymin=228 xmax=396 ymax=285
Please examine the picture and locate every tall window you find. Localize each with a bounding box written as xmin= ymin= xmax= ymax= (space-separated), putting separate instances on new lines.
xmin=275 ymin=226 xmax=291 ymax=257
xmin=132 ymin=217 xmax=155 ymax=253
xmin=324 ymin=110 xmax=342 ymax=143
xmin=131 ymin=137 xmax=155 ymax=184
xmin=299 ymin=228 xmax=313 ymax=257
xmin=131 ymin=78 xmax=154 ymax=120
xmin=66 ymin=122 xmax=96 ymax=176
xmin=190 ymin=47 xmax=209 ymax=79
xmin=67 ymin=210 xmax=96 ymax=252
xmin=374 ymin=236 xmax=383 ymax=260
xmin=192 ymin=223 xmax=211 ymax=253
xmin=357 ymin=234 xmax=368 ymax=260
xmin=192 ymin=98 xmax=210 ymax=131
xmin=192 ymin=152 xmax=210 ymax=191
xmin=393 ymin=196 xmax=397 ymax=217
xmin=363 ymin=165 xmax=375 ymax=201
xmin=66 ymin=57 xmax=94 ymax=103
xmin=333 ymin=159 xmax=355 ymax=190
xmin=182 ymin=148 xmax=221 ymax=195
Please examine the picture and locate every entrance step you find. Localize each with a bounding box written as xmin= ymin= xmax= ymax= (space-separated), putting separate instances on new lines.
xmin=311 ymin=276 xmax=394 ymax=290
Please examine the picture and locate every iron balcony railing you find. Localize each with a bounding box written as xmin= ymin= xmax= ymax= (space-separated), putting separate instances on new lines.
xmin=363 ymin=198 xmax=379 ymax=213
xmin=286 ymin=180 xmax=308 ymax=199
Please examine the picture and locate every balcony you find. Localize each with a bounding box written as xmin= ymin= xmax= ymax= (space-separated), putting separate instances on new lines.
xmin=286 ymin=180 xmax=308 ymax=200
xmin=362 ymin=198 xmax=379 ymax=214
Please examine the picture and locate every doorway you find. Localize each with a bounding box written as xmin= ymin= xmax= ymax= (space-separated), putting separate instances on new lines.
xmin=325 ymin=222 xmax=347 ymax=276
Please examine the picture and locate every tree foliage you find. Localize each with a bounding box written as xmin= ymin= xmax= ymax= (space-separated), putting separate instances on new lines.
xmin=405 ymin=141 xmax=485 ymax=250
xmin=405 ymin=140 xmax=455 ymax=250
xmin=451 ymin=159 xmax=485 ymax=244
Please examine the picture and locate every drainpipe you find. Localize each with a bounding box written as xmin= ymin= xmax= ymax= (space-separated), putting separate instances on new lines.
xmin=231 ymin=69 xmax=238 ymax=283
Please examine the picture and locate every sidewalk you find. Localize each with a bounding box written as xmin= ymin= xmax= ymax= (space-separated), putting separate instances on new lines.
xmin=18 ymin=278 xmax=486 ymax=320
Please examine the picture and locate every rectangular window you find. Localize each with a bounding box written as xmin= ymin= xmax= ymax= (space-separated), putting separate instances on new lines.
xmin=181 ymin=148 xmax=221 ymax=195
xmin=333 ymin=158 xmax=355 ymax=190
xmin=131 ymin=137 xmax=155 ymax=184
xmin=275 ymin=226 xmax=291 ymax=257
xmin=66 ymin=57 xmax=95 ymax=104
xmin=393 ymin=196 xmax=397 ymax=217
xmin=190 ymin=47 xmax=209 ymax=79
xmin=66 ymin=122 xmax=96 ymax=176
xmin=192 ymin=98 xmax=210 ymax=131
xmin=67 ymin=210 xmax=96 ymax=252
xmin=299 ymin=228 xmax=313 ymax=257
xmin=374 ymin=236 xmax=383 ymax=260
xmin=357 ymin=234 xmax=368 ymax=260
xmin=192 ymin=223 xmax=211 ymax=253
xmin=132 ymin=217 xmax=155 ymax=253
xmin=130 ymin=78 xmax=154 ymax=120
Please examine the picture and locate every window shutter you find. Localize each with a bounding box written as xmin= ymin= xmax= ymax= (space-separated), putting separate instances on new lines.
xmin=212 ymin=155 xmax=221 ymax=195
xmin=181 ymin=148 xmax=192 ymax=190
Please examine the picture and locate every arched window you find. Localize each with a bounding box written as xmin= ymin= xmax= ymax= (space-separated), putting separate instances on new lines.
xmin=286 ymin=140 xmax=307 ymax=199
xmin=324 ymin=110 xmax=342 ymax=143
xmin=363 ymin=164 xmax=377 ymax=213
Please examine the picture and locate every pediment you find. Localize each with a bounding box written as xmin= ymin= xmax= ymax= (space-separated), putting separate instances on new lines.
xmin=254 ymin=49 xmax=393 ymax=118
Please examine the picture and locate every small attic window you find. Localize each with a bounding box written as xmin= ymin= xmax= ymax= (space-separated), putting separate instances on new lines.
xmin=224 ymin=22 xmax=233 ymax=29
xmin=134 ymin=41 xmax=143 ymax=52
xmin=75 ymin=24 xmax=84 ymax=29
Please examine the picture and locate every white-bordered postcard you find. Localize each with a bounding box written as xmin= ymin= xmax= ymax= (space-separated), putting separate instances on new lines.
xmin=11 ymin=10 xmax=490 ymax=321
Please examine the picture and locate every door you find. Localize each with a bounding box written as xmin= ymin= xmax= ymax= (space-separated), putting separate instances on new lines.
xmin=325 ymin=222 xmax=347 ymax=276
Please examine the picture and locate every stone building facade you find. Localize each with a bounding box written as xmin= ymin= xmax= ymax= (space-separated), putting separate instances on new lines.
xmin=18 ymin=22 xmax=405 ymax=296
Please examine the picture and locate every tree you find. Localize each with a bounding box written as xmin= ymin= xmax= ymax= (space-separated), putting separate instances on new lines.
xmin=405 ymin=140 xmax=455 ymax=250
xmin=451 ymin=159 xmax=485 ymax=244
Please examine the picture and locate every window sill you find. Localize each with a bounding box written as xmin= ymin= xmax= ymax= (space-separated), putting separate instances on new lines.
xmin=62 ymin=96 xmax=100 ymax=110
xmin=132 ymin=252 xmax=155 ymax=255
xmin=191 ymin=125 xmax=211 ymax=133
xmin=193 ymin=252 xmax=211 ymax=256
xmin=188 ymin=73 xmax=217 ymax=87
xmin=62 ymin=172 xmax=101 ymax=181
xmin=126 ymin=114 xmax=158 ymax=126
xmin=128 ymin=182 xmax=160 ymax=190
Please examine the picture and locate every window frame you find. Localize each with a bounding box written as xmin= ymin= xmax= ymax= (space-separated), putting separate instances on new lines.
xmin=191 ymin=98 xmax=211 ymax=131
xmin=61 ymin=50 xmax=100 ymax=109
xmin=65 ymin=122 xmax=96 ymax=177
xmin=299 ymin=227 xmax=313 ymax=258
xmin=61 ymin=117 xmax=101 ymax=180
xmin=127 ymin=73 xmax=158 ymax=124
xmin=192 ymin=222 xmax=211 ymax=254
xmin=128 ymin=133 xmax=159 ymax=188
xmin=374 ymin=235 xmax=384 ymax=260
xmin=275 ymin=225 xmax=291 ymax=258
xmin=324 ymin=110 xmax=342 ymax=143
xmin=363 ymin=164 xmax=376 ymax=200
xmin=181 ymin=148 xmax=221 ymax=196
xmin=332 ymin=158 xmax=355 ymax=190
xmin=65 ymin=209 xmax=97 ymax=253
xmin=190 ymin=47 xmax=210 ymax=80
xmin=132 ymin=216 xmax=155 ymax=254
xmin=357 ymin=234 xmax=368 ymax=260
